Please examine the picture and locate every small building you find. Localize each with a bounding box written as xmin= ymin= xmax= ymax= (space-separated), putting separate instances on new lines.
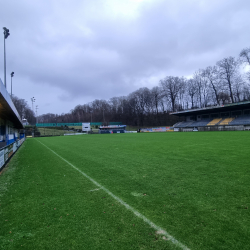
xmin=99 ymin=125 xmax=126 ymax=134
xmin=82 ymin=123 xmax=91 ymax=132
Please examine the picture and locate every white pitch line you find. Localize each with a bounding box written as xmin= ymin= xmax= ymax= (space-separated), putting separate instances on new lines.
xmin=36 ymin=139 xmax=190 ymax=250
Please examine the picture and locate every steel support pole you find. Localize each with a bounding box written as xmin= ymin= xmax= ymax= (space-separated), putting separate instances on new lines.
xmin=4 ymin=37 xmax=6 ymax=88
xmin=11 ymin=76 xmax=12 ymax=97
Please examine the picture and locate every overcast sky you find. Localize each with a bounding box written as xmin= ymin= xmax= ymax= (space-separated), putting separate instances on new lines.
xmin=1 ymin=0 xmax=250 ymax=115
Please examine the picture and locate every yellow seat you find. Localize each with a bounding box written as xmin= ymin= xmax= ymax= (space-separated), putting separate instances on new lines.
xmin=207 ymin=118 xmax=222 ymax=126
xmin=219 ymin=117 xmax=235 ymax=125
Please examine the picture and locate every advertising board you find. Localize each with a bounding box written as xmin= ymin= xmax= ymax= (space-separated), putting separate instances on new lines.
xmin=0 ymin=137 xmax=25 ymax=171
xmin=140 ymin=127 xmax=172 ymax=132
xmin=0 ymin=149 xmax=4 ymax=168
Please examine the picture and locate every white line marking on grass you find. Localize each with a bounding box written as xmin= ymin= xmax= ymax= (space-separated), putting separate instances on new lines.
xmin=36 ymin=139 xmax=190 ymax=250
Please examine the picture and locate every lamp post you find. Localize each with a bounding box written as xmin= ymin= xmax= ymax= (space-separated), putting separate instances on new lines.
xmin=10 ymin=71 xmax=14 ymax=97
xmin=3 ymin=27 xmax=10 ymax=88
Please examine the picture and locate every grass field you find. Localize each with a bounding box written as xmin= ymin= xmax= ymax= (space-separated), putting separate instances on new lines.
xmin=0 ymin=132 xmax=250 ymax=249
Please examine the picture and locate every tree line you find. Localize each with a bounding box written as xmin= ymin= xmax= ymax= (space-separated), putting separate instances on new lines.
xmin=14 ymin=47 xmax=250 ymax=127
xmin=12 ymin=96 xmax=36 ymax=124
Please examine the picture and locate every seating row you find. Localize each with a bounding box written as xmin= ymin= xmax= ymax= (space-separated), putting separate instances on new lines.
xmin=174 ymin=115 xmax=250 ymax=128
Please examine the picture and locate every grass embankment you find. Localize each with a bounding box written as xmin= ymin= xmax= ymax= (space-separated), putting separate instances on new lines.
xmin=37 ymin=128 xmax=75 ymax=136
xmin=1 ymin=132 xmax=250 ymax=249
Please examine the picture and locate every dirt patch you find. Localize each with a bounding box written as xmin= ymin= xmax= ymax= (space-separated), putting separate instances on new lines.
xmin=155 ymin=230 xmax=170 ymax=241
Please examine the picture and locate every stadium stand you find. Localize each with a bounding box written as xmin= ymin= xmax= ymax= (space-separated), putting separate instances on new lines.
xmin=174 ymin=121 xmax=195 ymax=128
xmin=229 ymin=115 xmax=250 ymax=125
xmin=0 ymin=78 xmax=25 ymax=170
xmin=173 ymin=121 xmax=184 ymax=127
xmin=171 ymin=101 xmax=250 ymax=131
xmin=191 ymin=119 xmax=212 ymax=127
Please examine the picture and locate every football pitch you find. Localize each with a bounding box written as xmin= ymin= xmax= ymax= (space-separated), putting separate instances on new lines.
xmin=0 ymin=132 xmax=250 ymax=249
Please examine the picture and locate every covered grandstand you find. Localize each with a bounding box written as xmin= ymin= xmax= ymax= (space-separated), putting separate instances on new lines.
xmin=171 ymin=101 xmax=250 ymax=132
xmin=0 ymin=79 xmax=23 ymax=146
xmin=0 ymin=78 xmax=25 ymax=170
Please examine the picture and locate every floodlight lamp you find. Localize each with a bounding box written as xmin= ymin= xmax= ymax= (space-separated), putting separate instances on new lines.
xmin=3 ymin=27 xmax=10 ymax=39
xmin=11 ymin=72 xmax=14 ymax=77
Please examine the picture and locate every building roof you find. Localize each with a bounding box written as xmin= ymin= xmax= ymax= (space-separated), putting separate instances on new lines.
xmin=170 ymin=101 xmax=250 ymax=117
xmin=0 ymin=79 xmax=23 ymax=129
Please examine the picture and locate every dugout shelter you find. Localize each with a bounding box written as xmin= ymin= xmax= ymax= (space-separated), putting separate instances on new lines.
xmin=171 ymin=101 xmax=250 ymax=132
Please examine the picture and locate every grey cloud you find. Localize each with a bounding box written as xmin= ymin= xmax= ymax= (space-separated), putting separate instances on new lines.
xmin=0 ymin=0 xmax=250 ymax=114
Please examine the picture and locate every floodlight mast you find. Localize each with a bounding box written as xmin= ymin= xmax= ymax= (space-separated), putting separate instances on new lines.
xmin=3 ymin=27 xmax=10 ymax=88
xmin=31 ymin=97 xmax=35 ymax=113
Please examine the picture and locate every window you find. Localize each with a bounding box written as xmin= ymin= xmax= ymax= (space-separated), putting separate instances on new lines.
xmin=211 ymin=113 xmax=219 ymax=118
xmin=201 ymin=114 xmax=209 ymax=119
xmin=231 ymin=111 xmax=242 ymax=116
xmin=221 ymin=112 xmax=230 ymax=118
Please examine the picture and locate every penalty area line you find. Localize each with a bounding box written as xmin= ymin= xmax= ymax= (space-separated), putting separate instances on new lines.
xmin=35 ymin=139 xmax=190 ymax=250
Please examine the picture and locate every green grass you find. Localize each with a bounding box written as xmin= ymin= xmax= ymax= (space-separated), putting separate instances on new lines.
xmin=1 ymin=132 xmax=250 ymax=249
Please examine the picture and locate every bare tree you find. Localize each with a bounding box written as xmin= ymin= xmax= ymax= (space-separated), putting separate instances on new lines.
xmin=233 ymin=74 xmax=245 ymax=102
xmin=203 ymin=66 xmax=222 ymax=105
xmin=239 ymin=47 xmax=250 ymax=83
xmin=12 ymin=95 xmax=36 ymax=124
xmin=186 ymin=78 xmax=198 ymax=108
xmin=242 ymin=86 xmax=250 ymax=101
xmin=177 ymin=77 xmax=186 ymax=110
xmin=217 ymin=92 xmax=231 ymax=105
xmin=151 ymin=86 xmax=163 ymax=115
xmin=240 ymin=47 xmax=250 ymax=65
xmin=132 ymin=87 xmax=151 ymax=126
xmin=12 ymin=96 xmax=27 ymax=119
xmin=216 ymin=57 xmax=239 ymax=103
xmin=160 ymin=76 xmax=183 ymax=112
xmin=193 ymin=70 xmax=209 ymax=108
